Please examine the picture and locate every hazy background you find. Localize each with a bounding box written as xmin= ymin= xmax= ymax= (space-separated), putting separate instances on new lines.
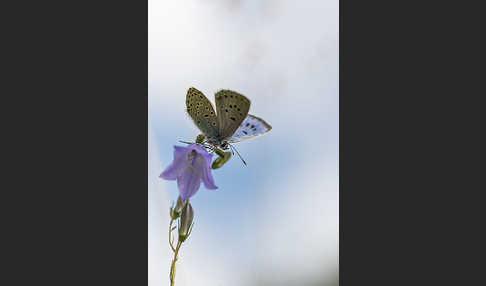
xmin=149 ymin=0 xmax=338 ymax=285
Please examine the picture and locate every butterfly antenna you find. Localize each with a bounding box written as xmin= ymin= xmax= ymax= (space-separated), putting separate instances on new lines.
xmin=229 ymin=144 xmax=247 ymax=166
xmin=179 ymin=140 xmax=194 ymax=144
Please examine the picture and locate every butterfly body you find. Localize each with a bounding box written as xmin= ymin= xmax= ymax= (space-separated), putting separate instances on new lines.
xmin=186 ymin=87 xmax=271 ymax=151
xmin=204 ymin=134 xmax=228 ymax=150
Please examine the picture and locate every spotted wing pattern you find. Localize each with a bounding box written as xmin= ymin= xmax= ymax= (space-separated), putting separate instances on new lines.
xmin=214 ymin=89 xmax=251 ymax=141
xmin=227 ymin=114 xmax=272 ymax=143
xmin=186 ymin=87 xmax=219 ymax=139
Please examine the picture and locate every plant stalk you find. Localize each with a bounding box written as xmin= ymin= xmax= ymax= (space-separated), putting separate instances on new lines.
xmin=169 ymin=240 xmax=182 ymax=286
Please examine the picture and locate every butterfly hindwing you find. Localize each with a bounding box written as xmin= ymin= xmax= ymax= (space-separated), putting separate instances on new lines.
xmin=228 ymin=114 xmax=272 ymax=143
xmin=186 ymin=87 xmax=220 ymax=139
xmin=214 ymin=89 xmax=250 ymax=141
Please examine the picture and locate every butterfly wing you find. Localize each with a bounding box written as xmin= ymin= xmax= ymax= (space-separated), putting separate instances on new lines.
xmin=227 ymin=114 xmax=272 ymax=143
xmin=186 ymin=87 xmax=220 ymax=139
xmin=214 ymin=89 xmax=250 ymax=141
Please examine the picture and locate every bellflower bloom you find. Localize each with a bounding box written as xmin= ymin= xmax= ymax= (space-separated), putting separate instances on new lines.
xmin=160 ymin=144 xmax=217 ymax=201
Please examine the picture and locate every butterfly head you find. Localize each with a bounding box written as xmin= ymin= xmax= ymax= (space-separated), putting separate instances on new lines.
xmin=220 ymin=141 xmax=229 ymax=150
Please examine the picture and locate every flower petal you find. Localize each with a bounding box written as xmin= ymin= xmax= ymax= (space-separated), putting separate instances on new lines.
xmin=159 ymin=146 xmax=191 ymax=180
xmin=197 ymin=153 xmax=218 ymax=190
xmin=177 ymin=164 xmax=202 ymax=201
xmin=188 ymin=143 xmax=209 ymax=156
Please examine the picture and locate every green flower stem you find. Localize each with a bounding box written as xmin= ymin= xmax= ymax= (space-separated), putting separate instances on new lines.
xmin=168 ymin=199 xmax=190 ymax=286
xmin=168 ymin=218 xmax=176 ymax=252
xmin=169 ymin=240 xmax=182 ymax=286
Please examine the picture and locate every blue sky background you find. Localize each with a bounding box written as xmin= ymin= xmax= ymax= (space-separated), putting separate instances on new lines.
xmin=149 ymin=0 xmax=338 ymax=285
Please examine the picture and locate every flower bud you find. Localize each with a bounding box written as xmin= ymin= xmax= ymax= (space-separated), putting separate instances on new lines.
xmin=178 ymin=202 xmax=194 ymax=242
xmin=211 ymin=150 xmax=231 ymax=169
xmin=170 ymin=196 xmax=184 ymax=219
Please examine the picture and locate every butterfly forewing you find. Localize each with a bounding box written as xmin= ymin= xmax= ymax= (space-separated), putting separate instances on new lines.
xmin=228 ymin=114 xmax=272 ymax=143
xmin=214 ymin=90 xmax=250 ymax=141
xmin=186 ymin=87 xmax=220 ymax=139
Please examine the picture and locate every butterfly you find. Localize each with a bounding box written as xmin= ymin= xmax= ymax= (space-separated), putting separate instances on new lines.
xmin=185 ymin=87 xmax=272 ymax=162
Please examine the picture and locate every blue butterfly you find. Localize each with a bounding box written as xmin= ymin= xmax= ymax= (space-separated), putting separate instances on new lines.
xmin=185 ymin=87 xmax=272 ymax=163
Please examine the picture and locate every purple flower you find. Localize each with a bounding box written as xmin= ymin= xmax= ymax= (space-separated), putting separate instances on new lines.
xmin=160 ymin=144 xmax=217 ymax=201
